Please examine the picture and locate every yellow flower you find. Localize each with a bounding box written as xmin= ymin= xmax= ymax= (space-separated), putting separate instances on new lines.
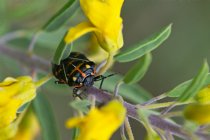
xmin=195 ymin=85 xmax=210 ymax=104
xmin=86 ymin=35 xmax=109 ymax=63
xmin=65 ymin=0 xmax=124 ymax=54
xmin=184 ymin=103 xmax=210 ymax=125
xmin=66 ymin=100 xmax=126 ymax=140
xmin=0 ymin=123 xmax=18 ymax=140
xmin=0 ymin=76 xmax=36 ymax=128
xmin=65 ymin=0 xmax=124 ymax=74
xmin=10 ymin=110 xmax=39 ymax=140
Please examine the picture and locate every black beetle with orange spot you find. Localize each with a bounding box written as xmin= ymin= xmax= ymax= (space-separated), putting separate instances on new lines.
xmin=52 ymin=52 xmax=114 ymax=97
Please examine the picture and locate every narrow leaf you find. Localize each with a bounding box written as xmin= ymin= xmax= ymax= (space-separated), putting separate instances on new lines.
xmin=42 ymin=0 xmax=79 ymax=32
xmin=32 ymin=93 xmax=60 ymax=140
xmin=114 ymin=24 xmax=172 ymax=62
xmin=178 ymin=61 xmax=209 ymax=102
xmin=123 ymin=53 xmax=152 ymax=84
xmin=72 ymin=128 xmax=80 ymax=140
xmin=70 ymin=99 xmax=91 ymax=113
xmin=52 ymin=31 xmax=72 ymax=65
xmin=53 ymin=38 xmax=66 ymax=64
xmin=167 ymin=73 xmax=210 ymax=98
xmin=94 ymin=72 xmax=152 ymax=103
xmin=17 ymin=103 xmax=30 ymax=113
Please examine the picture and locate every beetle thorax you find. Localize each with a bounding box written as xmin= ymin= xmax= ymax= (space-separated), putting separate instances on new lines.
xmin=83 ymin=75 xmax=95 ymax=86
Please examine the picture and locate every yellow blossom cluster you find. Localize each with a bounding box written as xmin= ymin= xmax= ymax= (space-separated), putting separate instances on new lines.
xmin=0 ymin=76 xmax=37 ymax=140
xmin=184 ymin=85 xmax=210 ymax=124
xmin=66 ymin=100 xmax=126 ymax=140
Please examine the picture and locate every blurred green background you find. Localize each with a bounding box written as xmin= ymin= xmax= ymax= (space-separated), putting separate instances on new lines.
xmin=1 ymin=0 xmax=210 ymax=139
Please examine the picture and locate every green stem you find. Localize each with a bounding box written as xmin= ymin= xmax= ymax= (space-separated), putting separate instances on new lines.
xmin=138 ymin=109 xmax=157 ymax=140
xmin=137 ymin=101 xmax=194 ymax=110
xmin=72 ymin=127 xmax=79 ymax=140
xmin=142 ymin=93 xmax=167 ymax=105
xmin=75 ymin=97 xmax=84 ymax=117
xmin=72 ymin=97 xmax=83 ymax=140
xmin=120 ymin=124 xmax=128 ymax=140
xmin=90 ymin=95 xmax=96 ymax=108
xmin=114 ymin=80 xmax=123 ymax=96
xmin=161 ymin=111 xmax=182 ymax=118
xmin=28 ymin=31 xmax=42 ymax=54
xmin=35 ymin=74 xmax=53 ymax=88
xmin=161 ymin=99 xmax=195 ymax=115
xmin=97 ymin=53 xmax=114 ymax=75
xmin=143 ymin=124 xmax=157 ymax=140
xmin=125 ymin=117 xmax=134 ymax=140
xmin=0 ymin=30 xmax=27 ymax=43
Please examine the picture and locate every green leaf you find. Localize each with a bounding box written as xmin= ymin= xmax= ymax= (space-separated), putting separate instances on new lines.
xmin=72 ymin=128 xmax=80 ymax=140
xmin=70 ymin=99 xmax=91 ymax=113
xmin=177 ymin=61 xmax=209 ymax=102
xmin=114 ymin=24 xmax=172 ymax=62
xmin=123 ymin=53 xmax=152 ymax=84
xmin=17 ymin=103 xmax=30 ymax=113
xmin=95 ymin=72 xmax=152 ymax=103
xmin=167 ymin=73 xmax=210 ymax=98
xmin=167 ymin=80 xmax=191 ymax=97
xmin=52 ymin=31 xmax=70 ymax=65
xmin=32 ymin=93 xmax=60 ymax=140
xmin=53 ymin=39 xmax=66 ymax=64
xmin=31 ymin=28 xmax=66 ymax=48
xmin=42 ymin=0 xmax=79 ymax=32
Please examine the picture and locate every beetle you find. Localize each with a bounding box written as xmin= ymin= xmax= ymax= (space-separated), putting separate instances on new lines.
xmin=52 ymin=52 xmax=113 ymax=97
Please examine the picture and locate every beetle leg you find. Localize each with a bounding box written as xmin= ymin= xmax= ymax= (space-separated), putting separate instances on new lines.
xmin=94 ymin=74 xmax=116 ymax=89
xmin=94 ymin=75 xmax=104 ymax=81
xmin=94 ymin=75 xmax=105 ymax=89
xmin=94 ymin=73 xmax=115 ymax=81
xmin=73 ymin=87 xmax=83 ymax=99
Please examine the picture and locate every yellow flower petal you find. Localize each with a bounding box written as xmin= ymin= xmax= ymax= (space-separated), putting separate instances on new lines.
xmin=0 ymin=123 xmax=18 ymax=140
xmin=86 ymin=35 xmax=109 ymax=63
xmin=0 ymin=100 xmax=22 ymax=129
xmin=65 ymin=22 xmax=99 ymax=44
xmin=66 ymin=100 xmax=126 ymax=140
xmin=195 ymin=85 xmax=210 ymax=104
xmin=0 ymin=78 xmax=21 ymax=106
xmin=65 ymin=0 xmax=124 ymax=55
xmin=100 ymin=99 xmax=126 ymax=121
xmin=66 ymin=117 xmax=84 ymax=129
xmin=64 ymin=0 xmax=125 ymax=74
xmin=80 ymin=0 xmax=123 ymax=31
xmin=10 ymin=110 xmax=39 ymax=140
xmin=0 ymin=77 xmax=17 ymax=86
xmin=118 ymin=28 xmax=124 ymax=49
xmin=0 ymin=76 xmax=36 ymax=128
xmin=80 ymin=0 xmax=124 ymax=53
xmin=80 ymin=0 xmax=124 ymax=27
xmin=184 ymin=103 xmax=210 ymax=125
